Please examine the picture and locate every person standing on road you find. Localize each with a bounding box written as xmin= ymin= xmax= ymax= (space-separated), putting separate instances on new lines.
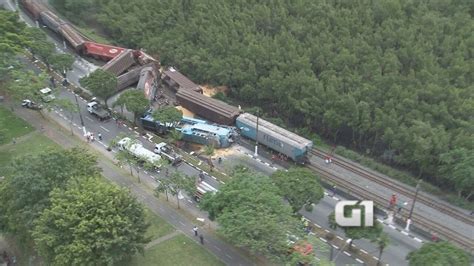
xmin=397 ymin=201 xmax=407 ymax=214
xmin=199 ymin=234 xmax=204 ymax=244
xmin=330 ymin=184 xmax=337 ymax=197
xmin=193 ymin=226 xmax=198 ymax=236
xmin=198 ymin=171 xmax=205 ymax=182
xmin=389 ymin=194 xmax=397 ymax=209
xmin=98 ymin=133 xmax=102 ymax=141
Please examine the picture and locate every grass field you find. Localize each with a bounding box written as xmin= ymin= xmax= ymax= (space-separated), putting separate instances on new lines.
xmin=144 ymin=208 xmax=175 ymax=240
xmin=0 ymin=106 xmax=59 ymax=174
xmin=0 ymin=106 xmax=34 ymax=145
xmin=128 ymin=234 xmax=224 ymax=266
xmin=0 ymin=132 xmax=60 ymax=175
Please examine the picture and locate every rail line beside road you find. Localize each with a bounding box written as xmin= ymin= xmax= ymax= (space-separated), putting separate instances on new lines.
xmin=306 ymin=155 xmax=473 ymax=251
xmin=310 ymin=149 xmax=473 ymax=226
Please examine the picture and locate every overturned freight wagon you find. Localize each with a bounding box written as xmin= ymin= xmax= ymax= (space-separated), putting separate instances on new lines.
xmin=101 ymin=49 xmax=137 ymax=76
xmin=162 ymin=67 xmax=202 ymax=93
xmin=137 ymin=66 xmax=158 ymax=101
xmin=236 ymin=113 xmax=313 ymax=162
xmin=176 ymin=89 xmax=242 ymax=125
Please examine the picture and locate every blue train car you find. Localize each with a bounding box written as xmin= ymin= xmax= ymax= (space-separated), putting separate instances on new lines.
xmin=180 ymin=116 xmax=209 ymax=125
xmin=140 ymin=112 xmax=179 ymax=135
xmin=236 ymin=113 xmax=312 ymax=162
xmin=178 ymin=122 xmax=234 ymax=148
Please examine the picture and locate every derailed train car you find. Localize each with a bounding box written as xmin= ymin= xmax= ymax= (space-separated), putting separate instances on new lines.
xmin=236 ymin=113 xmax=313 ymax=162
xmin=58 ymin=23 xmax=86 ymax=50
xmin=137 ymin=66 xmax=158 ymax=101
xmin=176 ymin=89 xmax=242 ymax=125
xmin=101 ymin=49 xmax=137 ymax=76
xmin=20 ymin=0 xmax=45 ymax=20
xmin=39 ymin=11 xmax=62 ymax=33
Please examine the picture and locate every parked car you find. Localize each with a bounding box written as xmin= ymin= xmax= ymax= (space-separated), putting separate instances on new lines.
xmin=21 ymin=99 xmax=42 ymax=110
xmin=39 ymin=87 xmax=55 ymax=102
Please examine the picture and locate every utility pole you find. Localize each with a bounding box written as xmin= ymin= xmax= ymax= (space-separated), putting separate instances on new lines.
xmin=406 ymin=179 xmax=422 ymax=231
xmin=74 ymin=93 xmax=86 ymax=135
xmin=254 ymin=111 xmax=259 ymax=157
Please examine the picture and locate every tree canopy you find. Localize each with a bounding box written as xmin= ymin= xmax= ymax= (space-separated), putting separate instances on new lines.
xmin=272 ymin=167 xmax=324 ymax=212
xmin=54 ymin=0 xmax=474 ymax=197
xmin=114 ymin=89 xmax=149 ymax=123
xmin=0 ymin=148 xmax=100 ymax=242
xmin=406 ymin=241 xmax=470 ymax=266
xmin=32 ymin=176 xmax=149 ymax=265
xmin=200 ymin=170 xmax=299 ymax=262
xmin=80 ymin=69 xmax=117 ymax=107
xmin=151 ymin=106 xmax=182 ymax=124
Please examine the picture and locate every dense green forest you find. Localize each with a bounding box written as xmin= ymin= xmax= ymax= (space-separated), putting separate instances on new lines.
xmin=51 ymin=0 xmax=473 ymax=199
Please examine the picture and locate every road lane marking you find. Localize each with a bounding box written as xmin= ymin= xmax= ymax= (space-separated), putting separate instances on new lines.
xmin=319 ymin=237 xmax=327 ymax=243
xmin=343 ymin=251 xmax=351 ymax=256
xmin=225 ymin=254 xmax=233 ymax=259
xmin=213 ymin=245 xmax=221 ymax=251
xmin=414 ymin=237 xmax=423 ymax=243
xmin=360 ymin=249 xmax=368 ymax=254
xmin=85 ymin=116 xmax=93 ymax=122
xmin=388 ymin=224 xmax=396 ymax=229
xmin=401 ymin=231 xmax=409 ymax=236
xmin=100 ymin=126 xmax=110 ymax=132
xmin=356 ymin=258 xmax=364 ymax=263
xmin=332 ymin=245 xmax=339 ymax=250
xmin=373 ymin=256 xmax=379 ymax=260
xmin=178 ymin=221 xmax=185 ymax=226
xmin=336 ymin=236 xmax=343 ymax=240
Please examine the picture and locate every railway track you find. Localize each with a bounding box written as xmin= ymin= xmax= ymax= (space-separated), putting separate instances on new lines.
xmin=310 ymin=149 xmax=474 ymax=226
xmin=306 ymin=162 xmax=474 ymax=251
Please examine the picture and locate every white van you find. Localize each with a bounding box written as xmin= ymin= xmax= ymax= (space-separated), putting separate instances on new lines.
xmin=39 ymin=87 xmax=55 ymax=102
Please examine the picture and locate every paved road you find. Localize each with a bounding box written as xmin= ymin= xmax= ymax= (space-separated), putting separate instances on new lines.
xmin=301 ymin=195 xmax=424 ymax=265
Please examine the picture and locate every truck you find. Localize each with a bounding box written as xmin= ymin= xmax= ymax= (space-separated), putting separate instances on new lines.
xmin=117 ymin=137 xmax=162 ymax=167
xmin=87 ymin=99 xmax=111 ymax=121
xmin=153 ymin=142 xmax=183 ymax=165
xmin=194 ymin=180 xmax=218 ymax=202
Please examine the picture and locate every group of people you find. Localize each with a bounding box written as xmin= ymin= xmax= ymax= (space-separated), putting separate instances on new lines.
xmin=389 ymin=194 xmax=408 ymax=214
xmin=193 ymin=226 xmax=204 ymax=244
xmin=271 ymin=153 xmax=288 ymax=162
xmin=1 ymin=251 xmax=16 ymax=265
xmin=324 ymin=156 xmax=333 ymax=164
xmin=301 ymin=217 xmax=312 ymax=234
xmin=85 ymin=132 xmax=102 ymax=142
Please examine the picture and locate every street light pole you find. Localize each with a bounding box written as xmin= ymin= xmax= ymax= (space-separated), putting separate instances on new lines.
xmin=74 ymin=93 xmax=86 ymax=135
xmin=254 ymin=111 xmax=259 ymax=157
xmin=406 ymin=179 xmax=422 ymax=231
